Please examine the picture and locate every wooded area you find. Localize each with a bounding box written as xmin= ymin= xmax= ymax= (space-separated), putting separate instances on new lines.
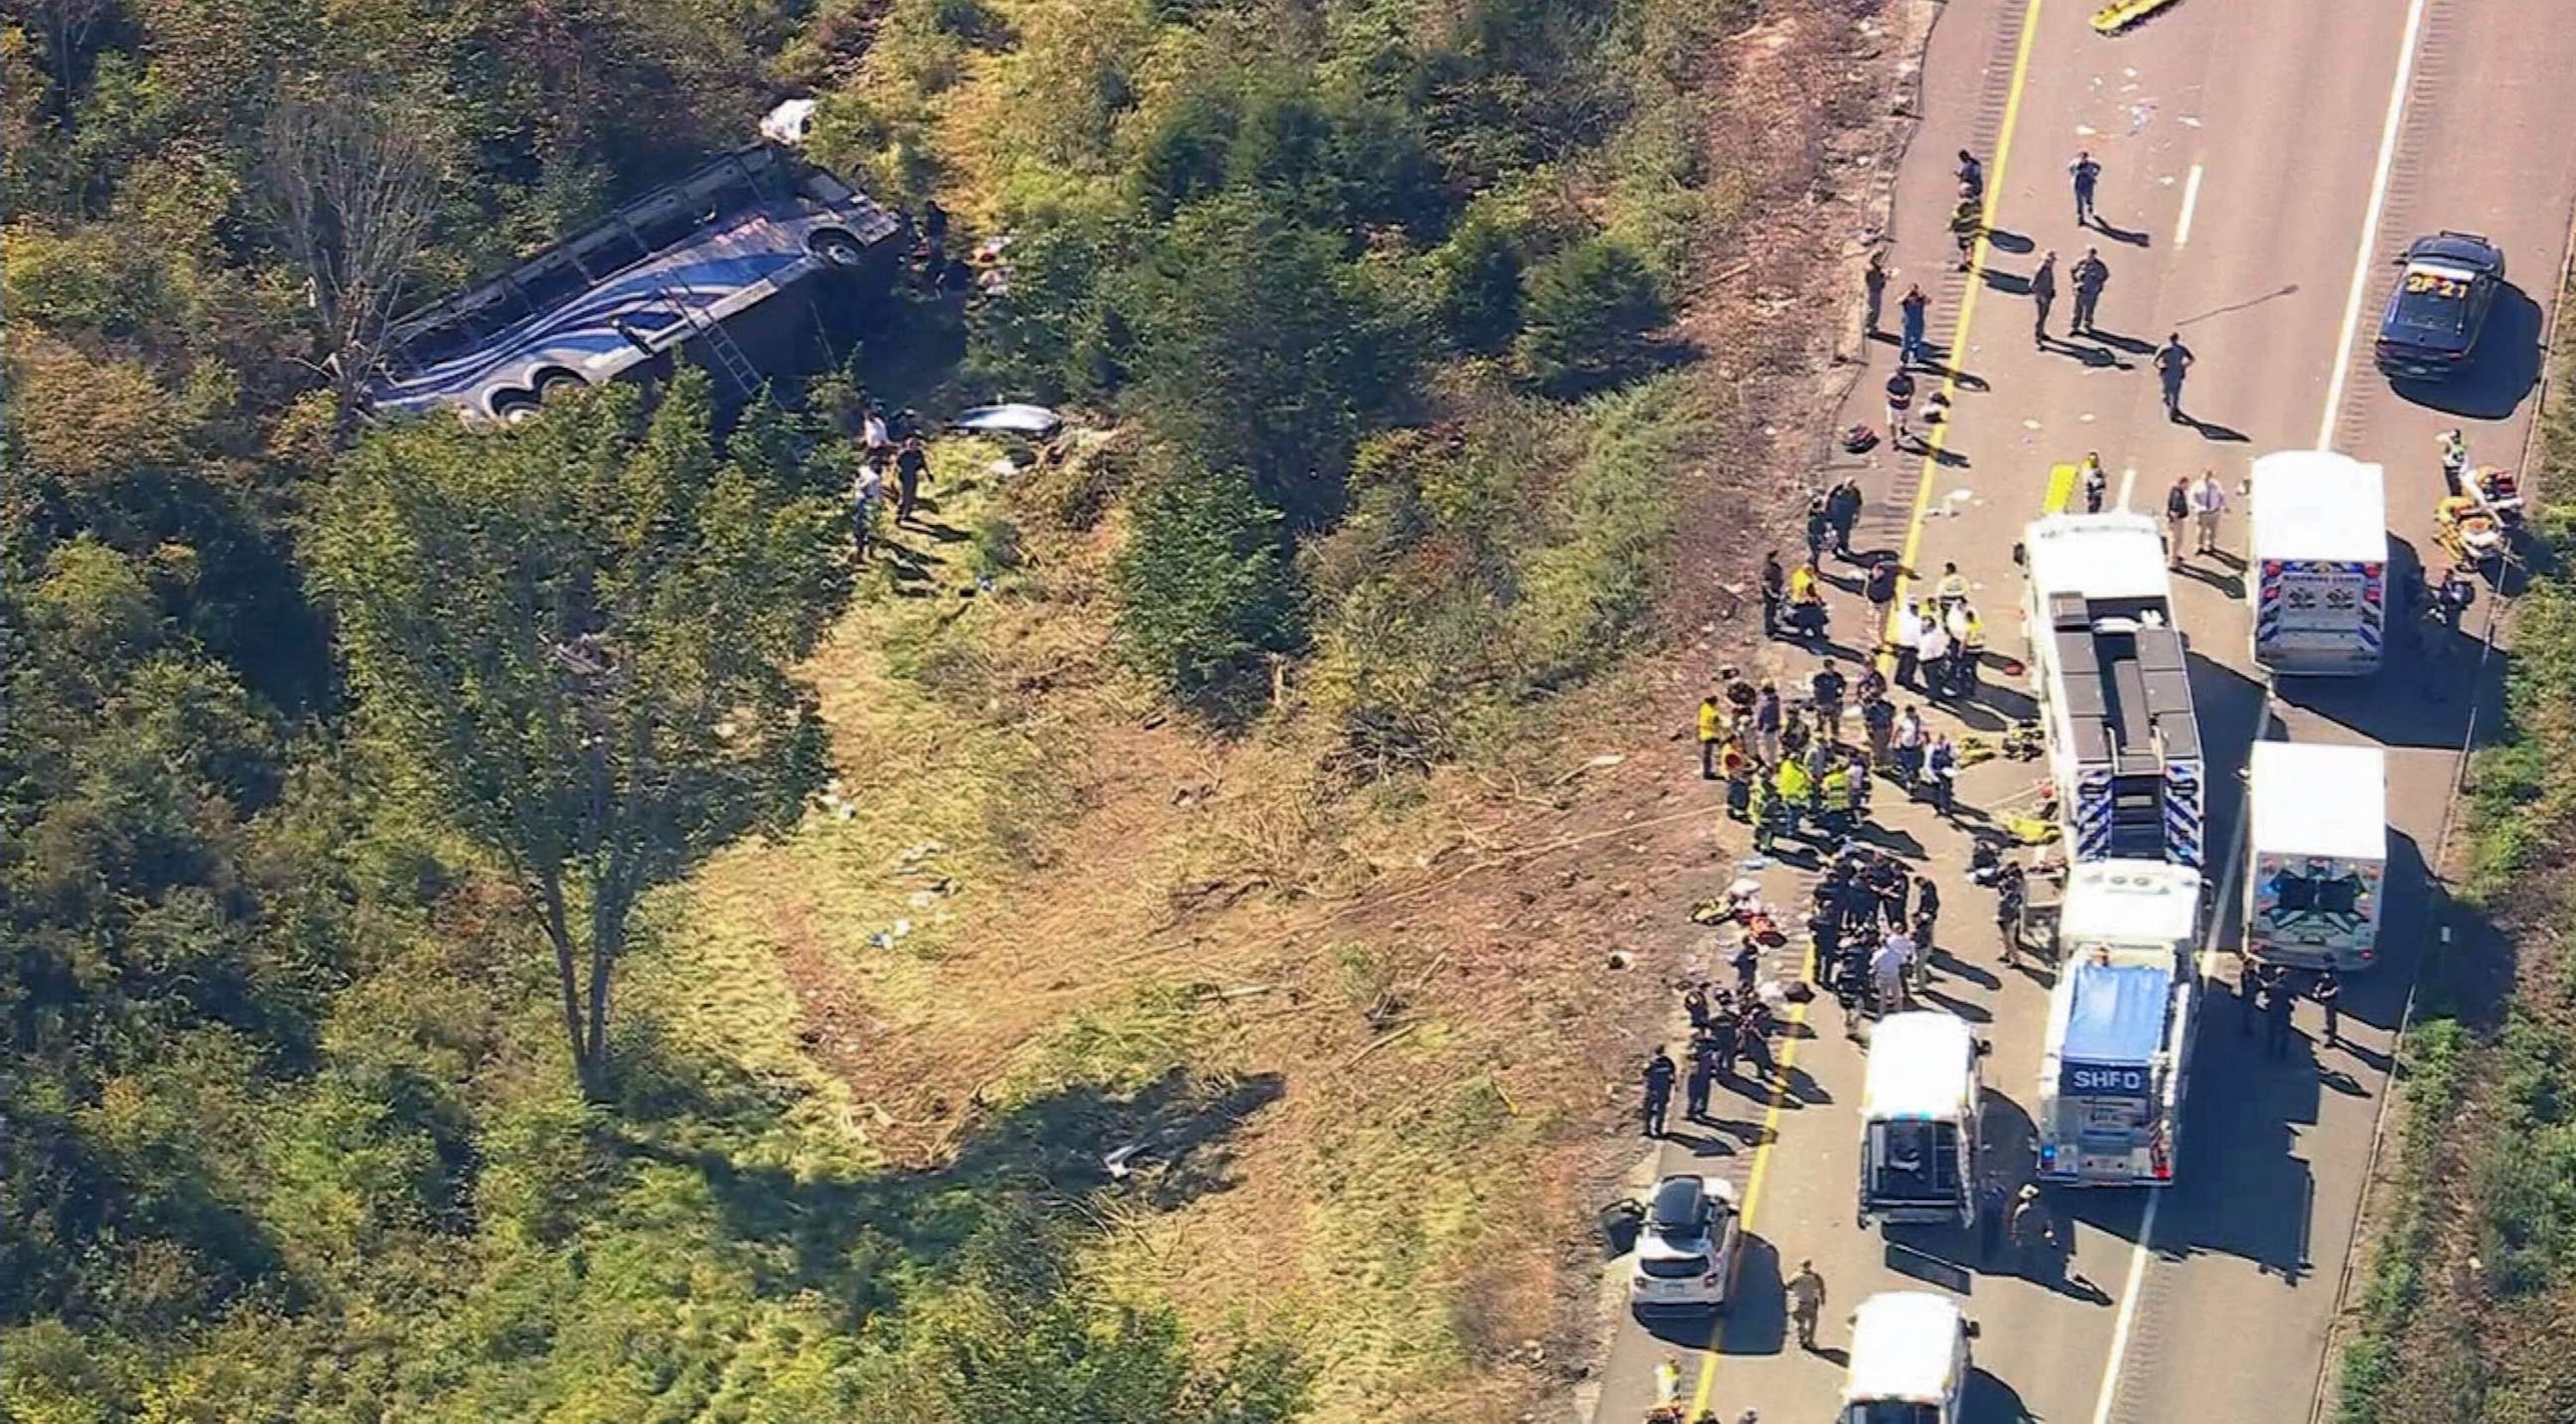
xmin=3 ymin=0 xmax=1748 ymax=1414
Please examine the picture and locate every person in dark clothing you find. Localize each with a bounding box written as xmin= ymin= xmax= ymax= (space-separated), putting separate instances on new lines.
xmin=2239 ymin=957 xmax=2263 ymax=1035
xmin=1805 ymin=496 xmax=1833 ymax=565
xmin=1759 ymin=551 xmax=1787 ymax=639
xmin=894 ymin=436 xmax=931 ymax=526
xmin=1862 ymin=694 xmax=1896 ymax=770
xmin=1957 ymin=149 xmax=1986 ymax=205
xmin=1864 ymin=251 xmax=1889 ymax=337
xmin=2436 ymin=566 xmax=2475 ymax=637
xmin=1826 ymin=480 xmax=1864 ymax=558
xmin=1811 ymin=664 xmax=1847 ymax=735
xmin=1886 ymin=371 xmax=1920 ymax=460
xmin=1736 ymin=1014 xmax=1775 ymax=1086
xmin=1685 ymin=1038 xmax=1716 ymax=1121
xmin=1996 ymin=866 xmax=2026 ymax=965
xmin=922 ymin=198 xmax=950 ymax=245
xmin=2070 ymin=150 xmax=2102 ymax=225
xmin=1683 ymin=982 xmax=1711 ymax=1031
xmin=1732 ymin=939 xmax=1761 ymax=995
xmin=1710 ymin=997 xmax=1742 ymax=1079
xmin=1899 ymin=285 xmax=1931 ymax=368
xmin=1912 ymin=876 xmax=1941 ymax=950
xmin=2070 ymin=249 xmax=2109 ymax=335
xmin=2029 ymin=250 xmax=2059 ymax=346
xmin=1863 ymin=556 xmax=1899 ymax=626
xmin=2154 ymin=333 xmax=2195 ymax=420
xmin=2314 ymin=964 xmax=2344 ymax=1049
xmin=1641 ymin=1049 xmax=1677 ymax=1136
xmin=2264 ymin=970 xmax=2298 ymax=1058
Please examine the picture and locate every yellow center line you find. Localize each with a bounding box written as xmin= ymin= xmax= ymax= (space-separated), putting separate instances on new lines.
xmin=1883 ymin=0 xmax=2053 ymax=664
xmin=1688 ymin=1 xmax=2049 ymax=1414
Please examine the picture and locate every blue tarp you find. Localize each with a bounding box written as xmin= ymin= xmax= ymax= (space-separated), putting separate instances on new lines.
xmin=2064 ymin=962 xmax=2170 ymax=1067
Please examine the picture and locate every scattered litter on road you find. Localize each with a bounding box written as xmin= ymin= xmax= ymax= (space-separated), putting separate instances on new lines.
xmin=2075 ymin=123 xmax=2099 ymax=137
xmin=2129 ymin=100 xmax=2158 ymax=133
xmin=2181 ymin=114 xmax=2203 ymax=127
xmin=2024 ymin=418 xmax=2044 ymax=429
xmin=2080 ymin=412 xmax=2099 ymax=423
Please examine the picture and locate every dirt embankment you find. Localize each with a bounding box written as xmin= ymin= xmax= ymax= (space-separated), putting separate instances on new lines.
xmin=672 ymin=3 xmax=1935 ymax=1419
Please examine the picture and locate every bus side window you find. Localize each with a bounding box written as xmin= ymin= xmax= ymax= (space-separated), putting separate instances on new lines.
xmin=629 ymin=195 xmax=700 ymax=253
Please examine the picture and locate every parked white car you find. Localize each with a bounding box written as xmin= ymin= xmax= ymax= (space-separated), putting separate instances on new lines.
xmin=1628 ymin=1173 xmax=1743 ymax=1315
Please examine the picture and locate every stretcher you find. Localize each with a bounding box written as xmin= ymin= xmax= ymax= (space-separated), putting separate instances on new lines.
xmin=2043 ymin=462 xmax=2080 ymax=515
xmin=2092 ymin=0 xmax=2183 ymax=34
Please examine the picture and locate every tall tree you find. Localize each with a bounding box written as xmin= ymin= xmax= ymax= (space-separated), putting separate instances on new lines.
xmin=308 ymin=377 xmax=849 ymax=1097
xmin=1121 ymin=192 xmax=1417 ymax=528
xmin=258 ymin=75 xmax=451 ymax=439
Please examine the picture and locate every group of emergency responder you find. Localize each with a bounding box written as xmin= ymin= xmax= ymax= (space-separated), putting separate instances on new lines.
xmin=1634 ymin=983 xmax=1787 ymax=1136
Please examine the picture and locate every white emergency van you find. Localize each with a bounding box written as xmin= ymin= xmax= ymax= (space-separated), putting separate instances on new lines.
xmin=1857 ymin=1012 xmax=1985 ymax=1229
xmin=2246 ymin=741 xmax=2389 ymax=969
xmin=2247 ymin=450 xmax=2391 ymax=676
xmin=1841 ymin=1291 xmax=1977 ymax=1424
xmin=2035 ymin=860 xmax=2201 ymax=1187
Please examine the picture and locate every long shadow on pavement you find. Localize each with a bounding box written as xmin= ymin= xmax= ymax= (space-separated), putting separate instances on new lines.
xmin=1716 ymin=1234 xmax=1789 ymax=1355
xmin=1966 ymin=1367 xmax=2036 ymax=1423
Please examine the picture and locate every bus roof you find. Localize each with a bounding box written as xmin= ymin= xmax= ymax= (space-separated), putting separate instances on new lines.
xmin=2250 ymin=741 xmax=2387 ymax=861
xmin=1862 ymin=1012 xmax=1976 ymax=1123
xmin=2023 ymin=511 xmax=2171 ymax=605
xmin=2249 ymin=450 xmax=2389 ymax=564
xmin=1845 ymin=1291 xmax=1965 ymax=1404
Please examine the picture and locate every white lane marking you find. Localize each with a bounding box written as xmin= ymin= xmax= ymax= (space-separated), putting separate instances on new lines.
xmin=2094 ymin=1193 xmax=2163 ymax=1424
xmin=2118 ymin=465 xmax=2138 ymax=511
xmin=2175 ymin=164 xmax=2205 ymax=247
xmin=2090 ymin=741 xmax=2260 ymax=1424
xmin=2318 ymin=0 xmax=2435 ymax=450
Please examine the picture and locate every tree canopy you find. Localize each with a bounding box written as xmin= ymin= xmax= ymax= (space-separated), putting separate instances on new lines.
xmin=309 ymin=377 xmax=848 ymax=1095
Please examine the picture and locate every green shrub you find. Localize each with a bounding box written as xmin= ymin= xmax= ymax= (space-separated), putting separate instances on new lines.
xmin=1514 ymin=235 xmax=1668 ymax=396
xmin=1430 ymin=211 xmax=1526 ymax=356
xmin=1511 ymin=377 xmax=1707 ymax=683
xmin=1121 ymin=192 xmax=1418 ymax=527
xmin=1112 ymin=466 xmax=1303 ymax=708
xmin=973 ymin=515 xmax=1025 ymax=578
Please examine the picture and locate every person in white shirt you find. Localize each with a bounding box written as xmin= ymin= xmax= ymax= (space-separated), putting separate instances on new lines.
xmin=1893 ymin=704 xmax=1928 ymax=786
xmin=1883 ymin=928 xmax=1922 ymax=996
xmin=2189 ymin=469 xmax=2229 ymax=554
xmin=1871 ymin=933 xmax=1909 ymax=1015
xmin=1918 ymin=617 xmax=1955 ymax=699
xmin=849 ymin=460 xmax=885 ymax=559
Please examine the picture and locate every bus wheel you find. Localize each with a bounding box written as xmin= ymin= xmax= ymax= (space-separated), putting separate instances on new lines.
xmin=536 ymin=369 xmax=585 ymax=402
xmin=812 ymin=231 xmax=867 ymax=268
xmin=489 ymin=391 xmax=540 ymax=424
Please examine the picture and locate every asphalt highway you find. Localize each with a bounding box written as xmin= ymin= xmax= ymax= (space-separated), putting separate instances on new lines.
xmin=1586 ymin=2 xmax=2576 ymax=1421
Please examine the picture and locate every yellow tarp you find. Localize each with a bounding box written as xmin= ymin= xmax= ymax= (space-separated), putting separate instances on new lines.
xmin=2093 ymin=0 xmax=2182 ymax=34
xmin=2044 ymin=463 xmax=2079 ymax=515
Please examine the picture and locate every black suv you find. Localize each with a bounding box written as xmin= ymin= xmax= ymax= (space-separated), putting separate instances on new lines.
xmin=2375 ymin=231 xmax=2505 ymax=382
